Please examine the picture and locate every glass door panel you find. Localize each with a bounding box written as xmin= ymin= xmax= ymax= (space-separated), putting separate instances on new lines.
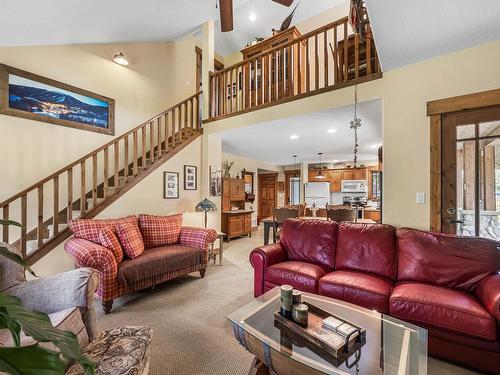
xmin=455 ymin=140 xmax=476 ymax=236
xmin=479 ymin=138 xmax=500 ymax=239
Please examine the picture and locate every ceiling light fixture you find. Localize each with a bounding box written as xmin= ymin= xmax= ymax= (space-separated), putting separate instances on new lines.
xmin=249 ymin=13 xmax=257 ymax=21
xmin=113 ymin=52 xmax=129 ymax=66
xmin=316 ymin=153 xmax=326 ymax=179
xmin=289 ymin=134 xmax=299 ymax=140
xmin=327 ymin=129 xmax=337 ymax=133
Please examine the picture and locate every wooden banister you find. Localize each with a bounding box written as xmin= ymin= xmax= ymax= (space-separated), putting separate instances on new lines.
xmin=207 ymin=16 xmax=381 ymax=121
xmin=1 ymin=92 xmax=203 ymax=263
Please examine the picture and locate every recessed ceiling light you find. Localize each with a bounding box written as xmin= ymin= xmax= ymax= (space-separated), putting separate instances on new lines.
xmin=327 ymin=129 xmax=337 ymax=133
xmin=249 ymin=13 xmax=257 ymax=21
xmin=113 ymin=52 xmax=129 ymax=66
xmin=289 ymin=134 xmax=299 ymax=140
xmin=370 ymin=143 xmax=381 ymax=149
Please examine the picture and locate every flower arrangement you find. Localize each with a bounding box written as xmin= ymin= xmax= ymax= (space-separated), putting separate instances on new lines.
xmin=222 ymin=160 xmax=234 ymax=178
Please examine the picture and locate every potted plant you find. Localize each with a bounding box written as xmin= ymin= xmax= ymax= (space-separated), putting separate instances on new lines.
xmin=222 ymin=160 xmax=234 ymax=179
xmin=0 ymin=220 xmax=94 ymax=375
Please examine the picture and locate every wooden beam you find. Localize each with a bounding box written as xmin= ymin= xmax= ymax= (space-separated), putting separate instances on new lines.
xmin=427 ymin=88 xmax=500 ymax=116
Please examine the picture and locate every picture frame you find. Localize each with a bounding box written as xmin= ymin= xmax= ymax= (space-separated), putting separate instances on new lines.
xmin=184 ymin=165 xmax=197 ymax=190
xmin=163 ymin=171 xmax=179 ymax=199
xmin=210 ymin=165 xmax=222 ymax=197
xmin=0 ymin=64 xmax=115 ymax=135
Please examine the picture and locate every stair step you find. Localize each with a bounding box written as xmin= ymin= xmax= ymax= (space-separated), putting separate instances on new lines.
xmin=86 ymin=198 xmax=105 ymax=207
xmin=47 ymin=224 xmax=68 ymax=237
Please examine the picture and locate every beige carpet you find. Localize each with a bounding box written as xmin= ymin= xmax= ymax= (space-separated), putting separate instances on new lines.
xmin=96 ymin=228 xmax=481 ymax=375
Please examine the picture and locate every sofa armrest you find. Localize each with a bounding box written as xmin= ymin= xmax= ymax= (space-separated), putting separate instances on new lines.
xmin=179 ymin=226 xmax=217 ymax=250
xmin=249 ymin=243 xmax=287 ymax=298
xmin=65 ymin=238 xmax=118 ymax=304
xmin=476 ymin=274 xmax=500 ymax=322
xmin=6 ymin=267 xmax=99 ymax=340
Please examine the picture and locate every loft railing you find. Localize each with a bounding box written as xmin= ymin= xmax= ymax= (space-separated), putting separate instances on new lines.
xmin=208 ymin=17 xmax=381 ymax=121
xmin=1 ymin=92 xmax=202 ymax=263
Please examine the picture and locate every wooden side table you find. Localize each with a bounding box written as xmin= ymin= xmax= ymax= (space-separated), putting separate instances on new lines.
xmin=209 ymin=231 xmax=225 ymax=266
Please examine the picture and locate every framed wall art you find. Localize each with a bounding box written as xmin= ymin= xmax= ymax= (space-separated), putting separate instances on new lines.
xmin=210 ymin=165 xmax=222 ymax=196
xmin=0 ymin=64 xmax=115 ymax=135
xmin=184 ymin=165 xmax=197 ymax=190
xmin=163 ymin=171 xmax=179 ymax=199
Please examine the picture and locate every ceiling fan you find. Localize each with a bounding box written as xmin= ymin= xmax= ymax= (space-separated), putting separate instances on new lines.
xmin=219 ymin=0 xmax=294 ymax=32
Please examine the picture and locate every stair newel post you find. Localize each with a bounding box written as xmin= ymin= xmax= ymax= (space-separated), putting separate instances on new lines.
xmin=37 ymin=185 xmax=43 ymax=247
xmin=92 ymin=154 xmax=98 ymax=208
xmin=103 ymin=148 xmax=109 ymax=197
xmin=2 ymin=204 xmax=9 ymax=243
xmin=124 ymin=136 xmax=129 ymax=178
xmin=132 ymin=131 xmax=138 ymax=176
xmin=21 ymin=195 xmax=27 ymax=258
xmin=149 ymin=121 xmax=155 ymax=163
xmin=53 ymin=175 xmax=59 ymax=236
xmin=67 ymin=168 xmax=73 ymax=221
xmin=141 ymin=127 xmax=147 ymax=168
xmin=80 ymin=161 xmax=86 ymax=215
xmin=113 ymin=142 xmax=119 ymax=187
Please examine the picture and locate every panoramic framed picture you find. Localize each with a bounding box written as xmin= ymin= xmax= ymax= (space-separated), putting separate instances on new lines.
xmin=184 ymin=165 xmax=197 ymax=190
xmin=163 ymin=171 xmax=179 ymax=199
xmin=0 ymin=64 xmax=115 ymax=135
xmin=210 ymin=165 xmax=222 ymax=197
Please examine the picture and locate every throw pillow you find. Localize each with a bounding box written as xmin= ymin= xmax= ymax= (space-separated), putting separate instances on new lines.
xmin=138 ymin=213 xmax=183 ymax=248
xmin=68 ymin=216 xmax=137 ymax=244
xmin=116 ymin=222 xmax=145 ymax=259
xmin=98 ymin=227 xmax=124 ymax=263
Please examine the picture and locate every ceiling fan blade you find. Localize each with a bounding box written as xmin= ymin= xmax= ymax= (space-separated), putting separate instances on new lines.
xmin=219 ymin=0 xmax=234 ymax=32
xmin=272 ymin=0 xmax=294 ymax=6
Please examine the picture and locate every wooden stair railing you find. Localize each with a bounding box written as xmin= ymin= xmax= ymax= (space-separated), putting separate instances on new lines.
xmin=1 ymin=92 xmax=203 ymax=265
xmin=207 ymin=16 xmax=381 ymax=121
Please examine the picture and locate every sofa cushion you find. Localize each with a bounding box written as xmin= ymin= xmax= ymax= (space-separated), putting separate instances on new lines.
xmin=116 ymin=222 xmax=145 ymax=260
xmin=265 ymin=261 xmax=327 ymax=293
xmin=396 ymin=228 xmax=499 ymax=292
xmin=138 ymin=213 xmax=183 ymax=248
xmin=117 ymin=245 xmax=204 ymax=289
xmin=0 ymin=242 xmax=26 ymax=292
xmin=390 ymin=283 xmax=497 ymax=341
xmin=319 ymin=270 xmax=393 ymax=313
xmin=68 ymin=216 xmax=137 ymax=244
xmin=98 ymin=227 xmax=123 ymax=263
xmin=280 ymin=219 xmax=337 ymax=269
xmin=336 ymin=223 xmax=397 ymax=279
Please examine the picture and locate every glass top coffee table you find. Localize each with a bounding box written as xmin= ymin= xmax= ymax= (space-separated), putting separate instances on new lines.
xmin=227 ymin=288 xmax=427 ymax=375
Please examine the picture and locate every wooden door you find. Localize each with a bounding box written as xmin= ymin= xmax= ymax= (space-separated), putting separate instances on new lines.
xmin=258 ymin=174 xmax=277 ymax=222
xmin=328 ymin=171 xmax=342 ymax=192
xmin=440 ymin=106 xmax=500 ymax=238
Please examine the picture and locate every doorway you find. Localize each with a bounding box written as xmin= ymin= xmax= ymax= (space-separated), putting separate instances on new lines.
xmin=285 ymin=170 xmax=300 ymax=205
xmin=258 ymin=173 xmax=277 ymax=223
xmin=440 ymin=106 xmax=500 ymax=238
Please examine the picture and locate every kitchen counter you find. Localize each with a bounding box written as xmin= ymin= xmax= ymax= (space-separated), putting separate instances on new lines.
xmin=364 ymin=207 xmax=380 ymax=212
xmin=222 ymin=210 xmax=255 ymax=214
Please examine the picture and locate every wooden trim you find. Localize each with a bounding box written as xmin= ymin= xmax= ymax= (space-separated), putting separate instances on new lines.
xmin=429 ymin=115 xmax=442 ymax=232
xmin=0 ymin=64 xmax=115 ymax=135
xmin=203 ymin=73 xmax=382 ymax=124
xmin=427 ymin=88 xmax=500 ymax=116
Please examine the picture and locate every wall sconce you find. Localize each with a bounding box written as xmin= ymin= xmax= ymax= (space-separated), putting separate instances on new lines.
xmin=113 ymin=52 xmax=129 ymax=66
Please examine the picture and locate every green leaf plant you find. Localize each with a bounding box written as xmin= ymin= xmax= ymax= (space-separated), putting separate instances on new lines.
xmin=0 ymin=220 xmax=95 ymax=375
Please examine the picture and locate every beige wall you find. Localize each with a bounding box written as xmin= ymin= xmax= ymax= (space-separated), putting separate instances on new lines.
xmin=32 ymin=137 xmax=208 ymax=276
xmin=208 ymin=39 xmax=500 ymax=230
xmin=221 ymin=152 xmax=282 ymax=225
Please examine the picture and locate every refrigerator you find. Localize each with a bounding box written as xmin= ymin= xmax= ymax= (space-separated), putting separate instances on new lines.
xmin=305 ymin=182 xmax=330 ymax=207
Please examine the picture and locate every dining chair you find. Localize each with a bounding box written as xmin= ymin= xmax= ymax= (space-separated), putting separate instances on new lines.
xmin=272 ymin=207 xmax=299 ymax=243
xmin=326 ymin=205 xmax=357 ymax=222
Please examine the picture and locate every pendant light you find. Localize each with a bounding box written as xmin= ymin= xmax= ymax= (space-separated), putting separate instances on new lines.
xmin=350 ymin=84 xmax=362 ymax=168
xmin=316 ymin=152 xmax=326 ymax=179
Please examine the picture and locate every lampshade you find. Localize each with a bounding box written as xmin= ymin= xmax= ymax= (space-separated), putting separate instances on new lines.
xmin=195 ymin=198 xmax=217 ymax=213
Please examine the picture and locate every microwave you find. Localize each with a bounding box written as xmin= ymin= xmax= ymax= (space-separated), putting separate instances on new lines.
xmin=341 ymin=180 xmax=368 ymax=193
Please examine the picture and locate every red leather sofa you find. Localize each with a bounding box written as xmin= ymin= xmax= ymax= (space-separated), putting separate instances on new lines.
xmin=250 ymin=219 xmax=500 ymax=374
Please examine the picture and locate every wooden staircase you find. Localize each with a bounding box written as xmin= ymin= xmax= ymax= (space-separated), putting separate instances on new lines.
xmin=1 ymin=92 xmax=203 ymax=265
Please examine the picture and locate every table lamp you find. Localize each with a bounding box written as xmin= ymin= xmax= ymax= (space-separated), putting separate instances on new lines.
xmin=195 ymin=198 xmax=217 ymax=228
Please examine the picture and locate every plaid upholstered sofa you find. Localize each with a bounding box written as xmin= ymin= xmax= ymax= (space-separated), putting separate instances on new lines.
xmin=65 ymin=213 xmax=217 ymax=314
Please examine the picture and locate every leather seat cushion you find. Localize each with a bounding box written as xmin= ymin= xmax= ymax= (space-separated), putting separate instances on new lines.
xmin=390 ymin=283 xmax=497 ymax=341
xmin=265 ymin=261 xmax=327 ymax=293
xmin=319 ymin=270 xmax=393 ymax=313
xmin=117 ymin=245 xmax=203 ymax=289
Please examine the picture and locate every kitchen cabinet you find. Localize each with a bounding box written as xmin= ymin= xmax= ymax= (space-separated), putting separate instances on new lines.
xmin=341 ymin=170 xmax=354 ymax=180
xmin=308 ymin=167 xmax=369 ymax=184
xmin=328 ymin=171 xmax=342 ymax=192
xmin=353 ymin=168 xmax=367 ymax=180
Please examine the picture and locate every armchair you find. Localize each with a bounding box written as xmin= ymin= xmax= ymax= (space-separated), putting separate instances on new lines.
xmin=0 ymin=242 xmax=99 ymax=347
